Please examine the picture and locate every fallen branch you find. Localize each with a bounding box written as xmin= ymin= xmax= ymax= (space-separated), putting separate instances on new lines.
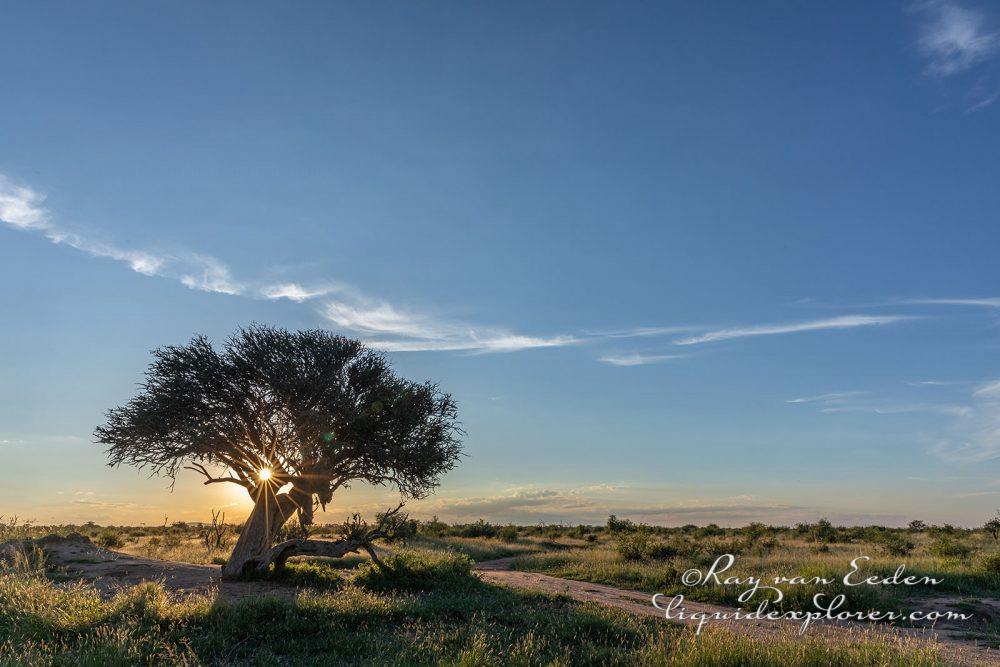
xmin=255 ymin=503 xmax=407 ymax=573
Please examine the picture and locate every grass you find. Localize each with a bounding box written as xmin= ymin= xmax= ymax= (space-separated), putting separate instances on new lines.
xmin=511 ymin=536 xmax=1000 ymax=614
xmin=0 ymin=553 xmax=947 ymax=666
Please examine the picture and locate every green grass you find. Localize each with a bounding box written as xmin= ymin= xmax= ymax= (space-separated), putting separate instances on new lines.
xmin=405 ymin=535 xmax=554 ymax=561
xmin=0 ymin=556 xmax=946 ymax=666
xmin=511 ymin=538 xmax=1000 ymax=614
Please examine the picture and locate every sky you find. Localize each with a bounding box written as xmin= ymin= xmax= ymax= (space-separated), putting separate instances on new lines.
xmin=2 ymin=1 xmax=1000 ymax=528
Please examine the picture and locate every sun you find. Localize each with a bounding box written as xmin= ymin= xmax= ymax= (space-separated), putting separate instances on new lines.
xmin=258 ymin=468 xmax=272 ymax=481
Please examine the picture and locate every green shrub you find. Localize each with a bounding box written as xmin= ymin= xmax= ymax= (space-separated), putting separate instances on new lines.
xmin=929 ymin=537 xmax=972 ymax=561
xmin=808 ymin=518 xmax=836 ymax=543
xmin=606 ymin=515 xmax=635 ymax=534
xmin=643 ymin=540 xmax=679 ymax=560
xmin=96 ymin=528 xmax=126 ymax=549
xmin=615 ymin=531 xmax=650 ymax=560
xmin=497 ymin=525 xmax=519 ymax=542
xmin=979 ymin=552 xmax=1000 ymax=574
xmin=457 ymin=519 xmax=498 ymax=538
xmin=742 ymin=522 xmax=768 ymax=541
xmin=880 ymin=532 xmax=915 ymax=557
xmin=417 ymin=515 xmax=449 ymax=537
xmin=744 ymin=536 xmax=778 ymax=556
xmin=354 ymin=550 xmax=474 ymax=592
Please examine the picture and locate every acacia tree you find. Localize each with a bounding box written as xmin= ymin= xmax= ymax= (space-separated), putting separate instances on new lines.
xmin=94 ymin=325 xmax=462 ymax=578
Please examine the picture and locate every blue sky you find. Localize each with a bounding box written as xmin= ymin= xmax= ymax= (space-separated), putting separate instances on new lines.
xmin=2 ymin=1 xmax=1000 ymax=527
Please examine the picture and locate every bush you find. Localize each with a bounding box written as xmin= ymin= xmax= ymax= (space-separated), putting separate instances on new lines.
xmin=497 ymin=525 xmax=519 ymax=542
xmin=929 ymin=537 xmax=973 ymax=561
xmin=96 ymin=528 xmax=126 ymax=549
xmin=979 ymin=552 xmax=1000 ymax=574
xmin=616 ymin=530 xmax=651 ymax=560
xmin=880 ymin=532 xmax=914 ymax=557
xmin=744 ymin=536 xmax=778 ymax=556
xmin=606 ymin=515 xmax=635 ymax=534
xmin=616 ymin=530 xmax=687 ymax=561
xmin=354 ymin=550 xmax=474 ymax=592
xmin=382 ymin=518 xmax=417 ymax=544
xmin=742 ymin=522 xmax=768 ymax=542
xmin=457 ymin=519 xmax=498 ymax=538
xmin=417 ymin=516 xmax=449 ymax=537
xmin=643 ymin=541 xmax=679 ymax=560
xmin=808 ymin=519 xmax=836 ymax=544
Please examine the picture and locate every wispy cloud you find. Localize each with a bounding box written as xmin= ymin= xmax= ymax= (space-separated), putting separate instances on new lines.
xmin=820 ymin=403 xmax=972 ymax=417
xmin=320 ymin=298 xmax=578 ymax=354
xmin=0 ymin=176 xmax=49 ymax=230
xmin=0 ymin=173 xmax=948 ymax=360
xmin=599 ymin=353 xmax=685 ymax=367
xmin=898 ymin=296 xmax=1000 ymax=308
xmin=919 ymin=379 xmax=1000 ymax=462
xmin=972 ymin=379 xmax=1000 ymax=397
xmin=0 ymin=173 xmax=243 ymax=295
xmin=916 ymin=1 xmax=1000 ymax=76
xmin=912 ymin=1 xmax=1000 ymax=111
xmin=1 ymin=173 xmax=583 ymax=354
xmin=786 ymin=391 xmax=868 ymax=404
xmin=787 ymin=389 xmax=971 ymax=417
xmin=260 ymin=282 xmax=340 ymax=302
xmin=673 ymin=315 xmax=914 ymax=346
xmin=585 ymin=325 xmax=704 ymax=339
xmin=178 ymin=254 xmax=242 ymax=295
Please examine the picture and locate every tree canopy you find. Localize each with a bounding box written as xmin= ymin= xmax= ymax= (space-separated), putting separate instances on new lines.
xmin=95 ymin=325 xmax=463 ymax=513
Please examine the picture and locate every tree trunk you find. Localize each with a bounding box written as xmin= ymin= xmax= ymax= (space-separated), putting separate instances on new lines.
xmin=221 ymin=489 xmax=303 ymax=579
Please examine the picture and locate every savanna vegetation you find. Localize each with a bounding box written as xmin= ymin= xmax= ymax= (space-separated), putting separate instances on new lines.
xmin=514 ymin=516 xmax=1000 ymax=614
xmin=0 ymin=522 xmax=951 ymax=666
xmin=2 ymin=511 xmax=998 ymax=664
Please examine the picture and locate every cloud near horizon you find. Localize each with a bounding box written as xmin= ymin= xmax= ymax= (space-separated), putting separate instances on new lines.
xmin=393 ymin=486 xmax=911 ymax=526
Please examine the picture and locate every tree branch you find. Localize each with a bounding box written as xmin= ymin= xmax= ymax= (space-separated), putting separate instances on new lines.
xmin=184 ymin=463 xmax=253 ymax=489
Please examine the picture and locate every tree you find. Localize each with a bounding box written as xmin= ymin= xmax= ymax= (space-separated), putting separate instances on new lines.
xmin=985 ymin=511 xmax=1000 ymax=542
xmin=907 ymin=519 xmax=927 ymax=533
xmin=94 ymin=325 xmax=462 ymax=578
